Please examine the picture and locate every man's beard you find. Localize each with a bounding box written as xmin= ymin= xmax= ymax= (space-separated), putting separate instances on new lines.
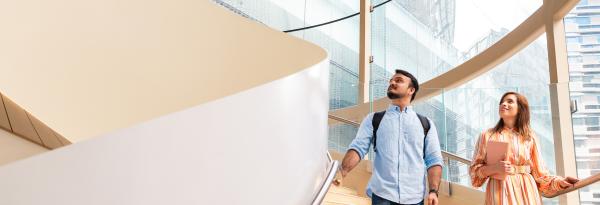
xmin=387 ymin=85 xmax=403 ymax=99
xmin=387 ymin=90 xmax=402 ymax=99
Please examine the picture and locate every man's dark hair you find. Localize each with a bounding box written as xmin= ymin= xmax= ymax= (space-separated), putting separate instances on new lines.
xmin=395 ymin=69 xmax=419 ymax=102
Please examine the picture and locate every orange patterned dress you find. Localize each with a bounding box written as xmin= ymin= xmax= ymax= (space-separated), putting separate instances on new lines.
xmin=469 ymin=128 xmax=567 ymax=205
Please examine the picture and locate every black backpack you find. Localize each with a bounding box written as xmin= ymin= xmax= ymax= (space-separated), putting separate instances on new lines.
xmin=371 ymin=111 xmax=430 ymax=154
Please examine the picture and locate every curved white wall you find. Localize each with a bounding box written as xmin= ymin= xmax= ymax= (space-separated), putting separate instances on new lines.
xmin=0 ymin=58 xmax=329 ymax=205
xmin=0 ymin=0 xmax=326 ymax=143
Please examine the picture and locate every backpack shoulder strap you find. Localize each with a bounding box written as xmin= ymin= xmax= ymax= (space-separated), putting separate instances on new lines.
xmin=371 ymin=111 xmax=386 ymax=152
xmin=416 ymin=113 xmax=430 ymax=137
xmin=416 ymin=113 xmax=430 ymax=158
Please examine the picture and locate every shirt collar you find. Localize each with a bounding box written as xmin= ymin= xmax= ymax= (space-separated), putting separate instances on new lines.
xmin=387 ymin=104 xmax=412 ymax=113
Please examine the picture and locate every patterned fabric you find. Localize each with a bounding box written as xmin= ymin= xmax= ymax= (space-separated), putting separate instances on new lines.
xmin=469 ymin=128 xmax=566 ymax=205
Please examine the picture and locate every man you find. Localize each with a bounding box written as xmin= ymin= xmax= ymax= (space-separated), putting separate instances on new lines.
xmin=335 ymin=69 xmax=443 ymax=205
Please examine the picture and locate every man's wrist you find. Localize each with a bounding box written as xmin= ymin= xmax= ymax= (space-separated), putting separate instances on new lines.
xmin=429 ymin=189 xmax=439 ymax=197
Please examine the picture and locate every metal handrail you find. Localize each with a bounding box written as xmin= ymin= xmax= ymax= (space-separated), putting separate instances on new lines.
xmin=327 ymin=115 xmax=600 ymax=199
xmin=440 ymin=151 xmax=600 ymax=198
xmin=328 ymin=114 xmax=360 ymax=127
xmin=437 ymin=141 xmax=600 ymax=199
xmin=442 ymin=151 xmax=471 ymax=165
xmin=311 ymin=157 xmax=339 ymax=205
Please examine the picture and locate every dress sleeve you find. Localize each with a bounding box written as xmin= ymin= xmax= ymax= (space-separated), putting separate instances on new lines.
xmin=469 ymin=131 xmax=489 ymax=187
xmin=530 ymin=136 xmax=566 ymax=197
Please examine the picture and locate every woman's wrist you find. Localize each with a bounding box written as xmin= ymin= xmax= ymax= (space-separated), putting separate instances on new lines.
xmin=479 ymin=166 xmax=487 ymax=177
xmin=480 ymin=165 xmax=493 ymax=177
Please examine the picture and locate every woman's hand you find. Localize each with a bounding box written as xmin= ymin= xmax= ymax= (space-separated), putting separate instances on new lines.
xmin=486 ymin=160 xmax=512 ymax=180
xmin=558 ymin=176 xmax=579 ymax=189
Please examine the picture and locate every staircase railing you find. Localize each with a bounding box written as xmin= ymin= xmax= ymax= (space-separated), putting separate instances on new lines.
xmin=328 ymin=114 xmax=600 ymax=199
xmin=311 ymin=152 xmax=340 ymax=205
xmin=328 ymin=114 xmax=474 ymax=197
xmin=545 ymin=173 xmax=600 ymax=198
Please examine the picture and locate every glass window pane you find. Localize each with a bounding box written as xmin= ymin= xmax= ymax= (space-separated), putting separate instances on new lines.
xmin=213 ymin=0 xmax=306 ymax=32
xmin=370 ymin=0 xmax=542 ymax=90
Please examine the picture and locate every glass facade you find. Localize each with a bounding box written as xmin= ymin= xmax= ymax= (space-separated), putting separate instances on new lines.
xmin=564 ymin=0 xmax=600 ymax=204
xmin=215 ymin=1 xmax=573 ymax=204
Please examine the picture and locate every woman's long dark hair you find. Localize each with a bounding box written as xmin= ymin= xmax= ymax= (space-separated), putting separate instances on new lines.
xmin=493 ymin=92 xmax=532 ymax=141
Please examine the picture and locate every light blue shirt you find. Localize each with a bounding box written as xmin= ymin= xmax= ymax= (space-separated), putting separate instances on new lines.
xmin=348 ymin=105 xmax=444 ymax=204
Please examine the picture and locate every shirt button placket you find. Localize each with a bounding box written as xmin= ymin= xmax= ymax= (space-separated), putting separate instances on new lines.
xmin=397 ymin=111 xmax=403 ymax=199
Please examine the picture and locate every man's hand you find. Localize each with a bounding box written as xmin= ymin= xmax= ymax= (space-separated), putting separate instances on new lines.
xmin=332 ymin=171 xmax=343 ymax=186
xmin=426 ymin=165 xmax=442 ymax=205
xmin=332 ymin=178 xmax=342 ymax=186
xmin=334 ymin=150 xmax=361 ymax=186
xmin=333 ymin=164 xmax=349 ymax=186
xmin=426 ymin=192 xmax=438 ymax=205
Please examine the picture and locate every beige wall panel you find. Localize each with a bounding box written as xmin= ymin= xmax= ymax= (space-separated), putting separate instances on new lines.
xmin=544 ymin=1 xmax=581 ymax=203
xmin=358 ymin=0 xmax=371 ymax=104
xmin=0 ymin=128 xmax=47 ymax=166
xmin=53 ymin=131 xmax=71 ymax=145
xmin=27 ymin=113 xmax=62 ymax=149
xmin=0 ymin=93 xmax=10 ymax=131
xmin=0 ymin=0 xmax=326 ymax=143
xmin=1 ymin=94 xmax=41 ymax=144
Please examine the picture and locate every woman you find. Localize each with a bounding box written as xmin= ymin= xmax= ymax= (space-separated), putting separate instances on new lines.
xmin=469 ymin=92 xmax=579 ymax=205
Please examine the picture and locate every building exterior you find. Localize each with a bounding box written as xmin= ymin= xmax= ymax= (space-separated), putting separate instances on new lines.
xmin=564 ymin=0 xmax=600 ymax=204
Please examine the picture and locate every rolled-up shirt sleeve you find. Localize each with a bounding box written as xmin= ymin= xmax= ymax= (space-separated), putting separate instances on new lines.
xmin=347 ymin=113 xmax=375 ymax=159
xmin=424 ymin=118 xmax=444 ymax=170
